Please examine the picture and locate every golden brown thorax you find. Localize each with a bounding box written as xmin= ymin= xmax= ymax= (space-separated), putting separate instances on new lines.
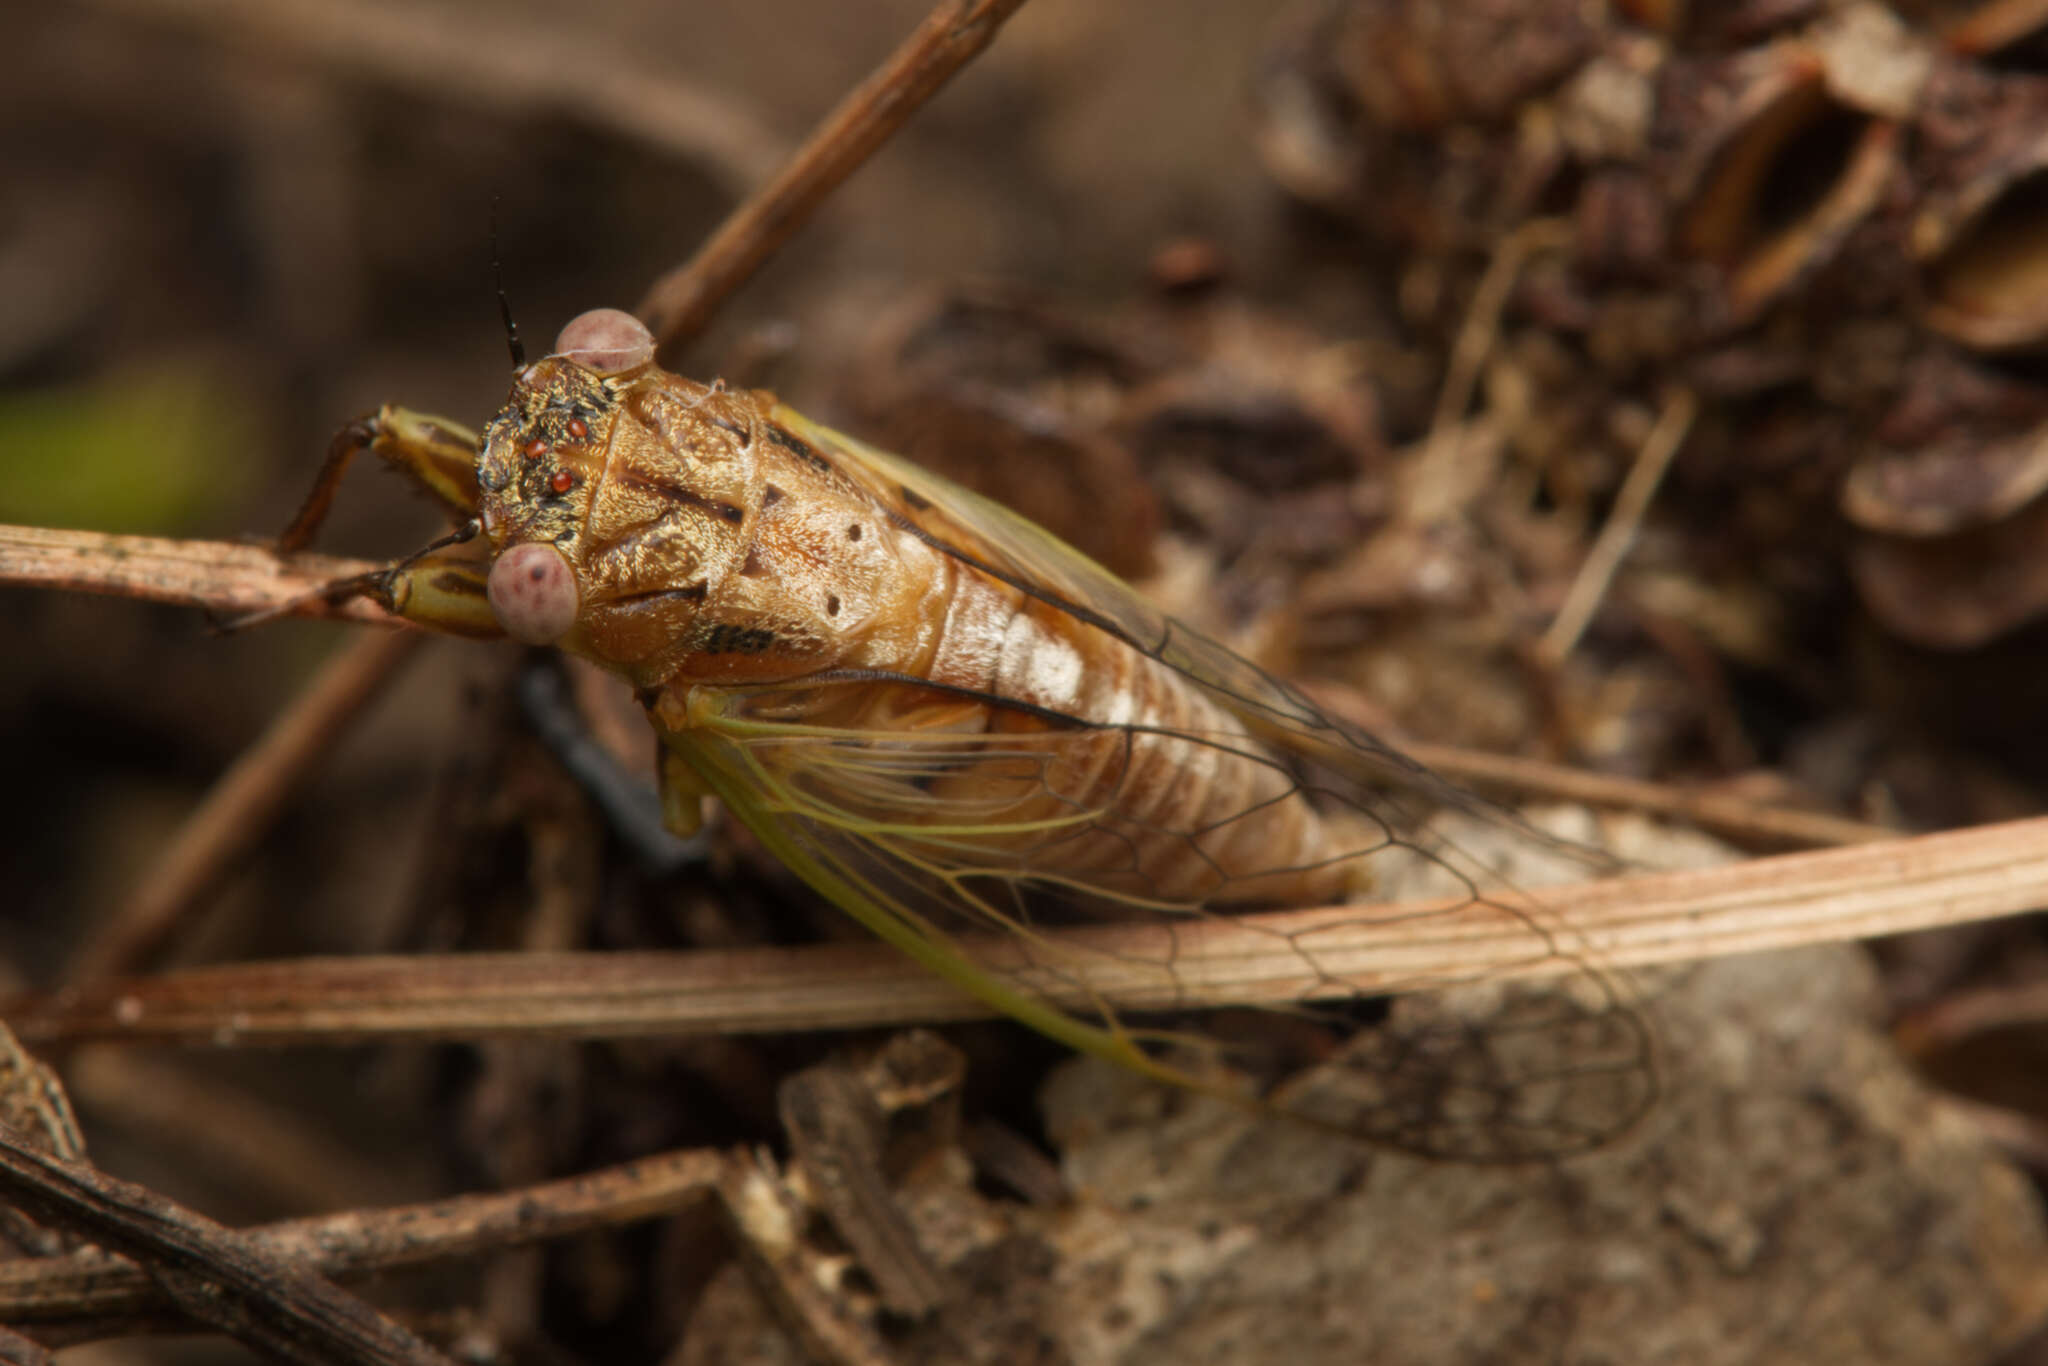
xmin=477 ymin=350 xmax=953 ymax=697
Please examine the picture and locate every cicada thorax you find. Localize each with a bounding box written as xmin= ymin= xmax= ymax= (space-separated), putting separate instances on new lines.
xmin=479 ymin=311 xmax=1350 ymax=911
xmin=477 ymin=361 xmax=960 ymax=691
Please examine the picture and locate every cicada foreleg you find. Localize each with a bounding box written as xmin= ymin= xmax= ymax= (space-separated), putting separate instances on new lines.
xmin=660 ymin=747 xmax=716 ymax=838
xmin=266 ymin=406 xmax=504 ymax=638
xmin=281 ymin=407 xmax=482 ymax=551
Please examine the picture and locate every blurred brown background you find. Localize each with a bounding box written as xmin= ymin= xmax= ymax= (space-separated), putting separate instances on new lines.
xmin=12 ymin=1 xmax=2048 ymax=1362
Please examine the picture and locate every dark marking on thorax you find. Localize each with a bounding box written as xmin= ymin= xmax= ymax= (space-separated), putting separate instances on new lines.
xmin=765 ymin=423 xmax=835 ymax=475
xmin=617 ymin=469 xmax=745 ymax=524
xmin=702 ymin=622 xmax=776 ymax=655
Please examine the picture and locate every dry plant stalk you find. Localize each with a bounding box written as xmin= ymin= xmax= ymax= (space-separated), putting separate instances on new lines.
xmin=0 ymin=1145 xmax=730 ymax=1343
xmin=75 ymin=0 xmax=790 ymax=187
xmin=636 ymin=0 xmax=1034 ymax=356
xmin=0 ymin=1122 xmax=454 ymax=1366
xmin=0 ymin=525 xmax=387 ymax=624
xmin=10 ymin=813 xmax=2048 ymax=1047
xmin=69 ymin=629 xmax=424 ymax=983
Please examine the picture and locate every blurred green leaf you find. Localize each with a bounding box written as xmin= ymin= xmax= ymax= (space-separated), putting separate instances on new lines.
xmin=0 ymin=367 xmax=261 ymax=533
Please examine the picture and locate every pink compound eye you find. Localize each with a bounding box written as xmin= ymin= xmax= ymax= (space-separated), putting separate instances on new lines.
xmin=487 ymin=542 xmax=580 ymax=645
xmin=553 ymin=308 xmax=655 ymax=373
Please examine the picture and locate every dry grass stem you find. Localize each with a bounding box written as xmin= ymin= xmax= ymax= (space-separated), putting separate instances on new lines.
xmin=1897 ymin=977 xmax=2048 ymax=1059
xmin=1540 ymin=386 xmax=1700 ymax=663
xmin=12 ymin=816 xmax=2046 ymax=1045
xmin=0 ymin=526 xmax=389 ymax=624
xmin=0 ymin=1145 xmax=730 ymax=1343
xmin=0 ymin=1122 xmax=455 ymax=1365
xmin=79 ymin=0 xmax=788 ymax=188
xmin=1399 ymin=738 xmax=1896 ymax=849
xmin=0 ymin=1324 xmax=52 ymax=1366
xmin=63 ymin=1049 xmax=418 ymax=1215
xmin=69 ymin=630 xmax=423 ymax=984
xmin=635 ymin=0 xmax=1035 ymax=357
xmin=1414 ymin=216 xmax=1574 ymax=517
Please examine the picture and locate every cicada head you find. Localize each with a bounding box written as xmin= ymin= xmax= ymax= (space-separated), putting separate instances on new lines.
xmin=477 ymin=308 xmax=763 ymax=674
xmin=477 ymin=324 xmax=637 ymax=553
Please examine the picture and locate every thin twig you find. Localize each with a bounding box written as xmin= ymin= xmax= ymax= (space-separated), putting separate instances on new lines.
xmin=0 ymin=1326 xmax=51 ymax=1366
xmin=79 ymin=0 xmax=788 ymax=189
xmin=1539 ymin=386 xmax=1700 ymax=663
xmin=1895 ymin=978 xmax=2048 ymax=1060
xmin=0 ymin=1144 xmax=730 ymax=1341
xmin=11 ymin=815 xmax=2048 ymax=1046
xmin=716 ymin=1149 xmax=898 ymax=1366
xmin=63 ymin=1048 xmax=417 ymax=1215
xmin=70 ymin=629 xmax=423 ymax=983
xmin=1398 ymin=739 xmax=1891 ymax=849
xmin=1412 ymin=216 xmax=1574 ymax=520
xmin=1932 ymin=1094 xmax=2048 ymax=1172
xmin=1944 ymin=0 xmax=2048 ymax=56
xmin=1302 ymin=682 xmax=1895 ymax=849
xmin=636 ymin=0 xmax=1034 ymax=358
xmin=0 ymin=525 xmax=389 ymax=624
xmin=0 ymin=1122 xmax=455 ymax=1366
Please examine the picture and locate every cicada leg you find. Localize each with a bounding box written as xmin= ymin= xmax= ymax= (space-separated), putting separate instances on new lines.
xmin=279 ymin=407 xmax=483 ymax=553
xmin=375 ymin=538 xmax=503 ymax=638
xmin=224 ymin=405 xmax=503 ymax=643
xmin=660 ymin=746 xmax=715 ymax=838
xmin=267 ymin=406 xmax=504 ymax=639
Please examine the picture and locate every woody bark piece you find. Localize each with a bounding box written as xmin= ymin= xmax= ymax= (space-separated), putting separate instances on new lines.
xmin=0 ymin=1122 xmax=455 ymax=1366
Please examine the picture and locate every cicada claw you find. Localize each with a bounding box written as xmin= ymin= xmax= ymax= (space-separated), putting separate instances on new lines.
xmin=206 ymin=563 xmax=406 ymax=636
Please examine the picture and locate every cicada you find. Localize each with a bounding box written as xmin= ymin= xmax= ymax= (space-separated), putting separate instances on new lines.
xmin=288 ymin=306 xmax=1653 ymax=1161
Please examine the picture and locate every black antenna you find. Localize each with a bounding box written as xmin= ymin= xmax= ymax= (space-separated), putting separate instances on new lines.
xmin=490 ymin=199 xmax=526 ymax=369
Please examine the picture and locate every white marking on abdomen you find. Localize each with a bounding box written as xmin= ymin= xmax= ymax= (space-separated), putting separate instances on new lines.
xmin=996 ymin=610 xmax=1084 ymax=710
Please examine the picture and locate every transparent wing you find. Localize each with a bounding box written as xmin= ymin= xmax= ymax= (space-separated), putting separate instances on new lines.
xmin=671 ymin=669 xmax=1655 ymax=1162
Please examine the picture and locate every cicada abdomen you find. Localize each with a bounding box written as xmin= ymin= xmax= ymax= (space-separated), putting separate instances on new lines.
xmin=363 ymin=307 xmax=1654 ymax=1161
